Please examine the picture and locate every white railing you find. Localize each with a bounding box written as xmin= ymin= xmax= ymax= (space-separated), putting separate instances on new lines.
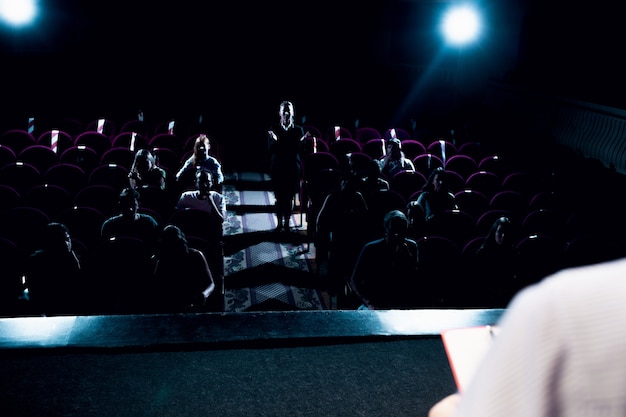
xmin=486 ymin=80 xmax=626 ymax=175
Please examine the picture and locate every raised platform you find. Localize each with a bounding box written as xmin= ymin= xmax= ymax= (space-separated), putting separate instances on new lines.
xmin=0 ymin=308 xmax=504 ymax=351
xmin=0 ymin=309 xmax=504 ymax=417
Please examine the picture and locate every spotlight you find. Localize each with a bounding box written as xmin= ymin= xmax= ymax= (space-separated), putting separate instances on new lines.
xmin=0 ymin=0 xmax=37 ymax=28
xmin=441 ymin=4 xmax=481 ymax=47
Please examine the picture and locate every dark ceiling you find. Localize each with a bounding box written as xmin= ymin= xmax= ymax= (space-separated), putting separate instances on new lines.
xmin=2 ymin=0 xmax=625 ymax=136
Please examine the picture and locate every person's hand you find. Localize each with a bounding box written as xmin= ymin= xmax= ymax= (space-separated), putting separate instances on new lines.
xmin=268 ymin=130 xmax=277 ymax=141
xmin=428 ymin=393 xmax=461 ymax=417
xmin=300 ymin=131 xmax=312 ymax=141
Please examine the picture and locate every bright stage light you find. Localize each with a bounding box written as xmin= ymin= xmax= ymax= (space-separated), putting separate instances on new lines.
xmin=442 ymin=4 xmax=481 ymax=46
xmin=0 ymin=0 xmax=37 ymax=27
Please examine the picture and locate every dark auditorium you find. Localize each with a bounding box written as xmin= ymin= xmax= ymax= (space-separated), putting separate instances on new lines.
xmin=1 ymin=1 xmax=626 ymax=416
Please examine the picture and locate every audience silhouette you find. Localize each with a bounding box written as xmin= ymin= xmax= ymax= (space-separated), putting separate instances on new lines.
xmin=23 ymin=222 xmax=82 ymax=316
xmin=377 ymin=138 xmax=415 ymax=180
xmin=176 ymin=134 xmax=224 ymax=192
xmin=150 ymin=224 xmax=216 ymax=313
xmin=101 ymin=187 xmax=160 ymax=247
xmin=175 ymin=168 xmax=226 ymax=226
xmin=471 ymin=216 xmax=519 ymax=307
xmin=414 ymin=167 xmax=459 ymax=222
xmin=128 ymin=148 xmax=167 ymax=191
xmin=0 ymin=110 xmax=618 ymax=316
xmin=349 ymin=210 xmax=421 ymax=309
xmin=316 ymin=170 xmax=370 ymax=303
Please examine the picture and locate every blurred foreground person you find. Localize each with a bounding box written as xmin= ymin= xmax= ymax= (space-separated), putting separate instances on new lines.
xmin=429 ymin=256 xmax=626 ymax=417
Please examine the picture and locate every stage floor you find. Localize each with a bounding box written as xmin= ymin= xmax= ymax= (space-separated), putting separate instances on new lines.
xmin=0 ymin=309 xmax=505 ymax=417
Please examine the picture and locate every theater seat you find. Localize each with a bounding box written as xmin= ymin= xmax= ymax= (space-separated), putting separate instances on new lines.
xmin=23 ymin=184 xmax=73 ymax=219
xmin=43 ymin=163 xmax=88 ymax=198
xmin=0 ymin=129 xmax=36 ymax=155
xmin=18 ymin=145 xmax=59 ymax=173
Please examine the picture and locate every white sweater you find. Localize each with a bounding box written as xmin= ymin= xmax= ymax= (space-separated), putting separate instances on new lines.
xmin=455 ymin=257 xmax=626 ymax=417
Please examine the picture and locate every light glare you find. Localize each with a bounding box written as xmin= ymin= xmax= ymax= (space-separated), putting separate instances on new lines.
xmin=442 ymin=5 xmax=480 ymax=46
xmin=0 ymin=0 xmax=36 ymax=27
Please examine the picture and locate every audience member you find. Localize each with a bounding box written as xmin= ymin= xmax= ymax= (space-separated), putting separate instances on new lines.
xmin=349 ymin=210 xmax=421 ymax=309
xmin=429 ymin=256 xmax=626 ymax=417
xmin=23 ymin=222 xmax=82 ymax=316
xmin=150 ymin=224 xmax=216 ymax=313
xmin=101 ymin=187 xmax=160 ymax=245
xmin=128 ymin=148 xmax=167 ymax=190
xmin=176 ymin=168 xmax=226 ymax=226
xmin=415 ymin=167 xmax=459 ymax=221
xmin=267 ymin=100 xmax=310 ymax=232
xmin=316 ymin=171 xmax=370 ymax=299
xmin=176 ymin=134 xmax=224 ymax=190
xmin=358 ymin=157 xmax=390 ymax=193
xmin=377 ymin=138 xmax=415 ymax=180
xmin=405 ymin=199 xmax=426 ymax=242
xmin=472 ymin=216 xmax=519 ymax=307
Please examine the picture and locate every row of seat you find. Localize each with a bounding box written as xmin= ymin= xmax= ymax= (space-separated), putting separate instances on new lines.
xmin=2 ymin=116 xmax=209 ymax=144
xmin=0 ymin=180 xmax=176 ymax=219
xmin=1 ymin=118 xmax=465 ymax=179
xmin=301 ymin=138 xmax=518 ymax=179
xmin=1 ymin=120 xmax=453 ymax=167
xmin=0 ymin=129 xmax=217 ymax=166
xmin=6 ymin=115 xmax=417 ymax=147
xmin=303 ymin=124 xmax=452 ymax=146
xmin=1 ymin=139 xmax=498 ymax=196
xmin=303 ymin=136 xmax=490 ymax=165
xmin=0 ymin=128 xmax=467 ymax=168
xmin=359 ymin=185 xmax=587 ymax=249
xmin=0 ymin=161 xmax=142 ymax=196
xmin=302 ymin=149 xmax=548 ymax=204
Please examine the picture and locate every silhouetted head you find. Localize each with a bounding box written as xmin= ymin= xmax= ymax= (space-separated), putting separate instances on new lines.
xmin=43 ymin=222 xmax=72 ymax=253
xmin=491 ymin=216 xmax=513 ymax=246
xmin=383 ymin=209 xmax=408 ymax=245
xmin=386 ymin=138 xmax=402 ymax=158
xmin=193 ymin=135 xmax=211 ymax=163
xmin=118 ymin=187 xmax=140 ymax=218
xmin=156 ymin=224 xmax=188 ymax=257
xmin=195 ymin=168 xmax=213 ymax=194
xmin=132 ymin=149 xmax=156 ymax=173
xmin=426 ymin=167 xmax=449 ymax=193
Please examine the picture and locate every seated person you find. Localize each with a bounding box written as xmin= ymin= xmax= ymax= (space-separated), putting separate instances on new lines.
xmin=357 ymin=158 xmax=390 ymax=194
xmin=377 ymin=138 xmax=415 ymax=180
xmin=23 ymin=222 xmax=82 ymax=316
xmin=176 ymin=134 xmax=224 ymax=191
xmin=128 ymin=149 xmax=167 ymax=191
xmin=176 ymin=168 xmax=226 ymax=226
xmin=349 ymin=210 xmax=421 ymax=310
xmin=316 ymin=171 xmax=370 ymax=297
xmin=150 ymin=224 xmax=216 ymax=313
xmin=473 ymin=216 xmax=518 ymax=307
xmin=101 ymin=187 xmax=160 ymax=246
xmin=415 ymin=167 xmax=459 ymax=221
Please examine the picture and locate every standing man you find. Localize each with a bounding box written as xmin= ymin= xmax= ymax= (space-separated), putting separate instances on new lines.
xmin=267 ymin=100 xmax=310 ymax=232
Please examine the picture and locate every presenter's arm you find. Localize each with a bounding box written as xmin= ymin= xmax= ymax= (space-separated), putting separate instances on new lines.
xmin=428 ymin=393 xmax=461 ymax=417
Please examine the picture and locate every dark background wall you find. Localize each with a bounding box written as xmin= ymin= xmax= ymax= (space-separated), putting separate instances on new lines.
xmin=1 ymin=0 xmax=624 ymax=170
